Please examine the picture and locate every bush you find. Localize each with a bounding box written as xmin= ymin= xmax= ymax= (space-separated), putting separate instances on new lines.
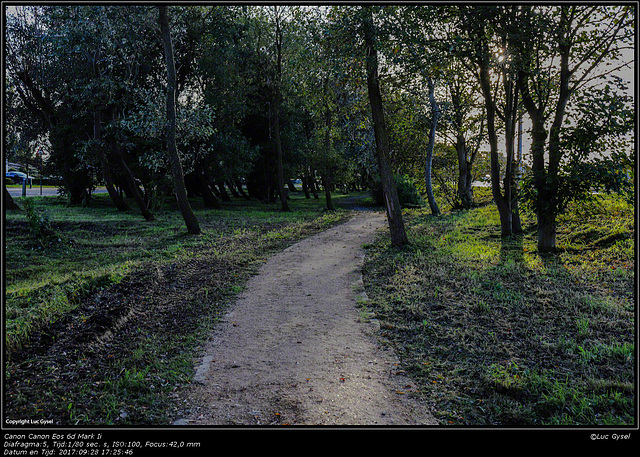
xmin=371 ymin=174 xmax=424 ymax=208
xmin=22 ymin=198 xmax=57 ymax=243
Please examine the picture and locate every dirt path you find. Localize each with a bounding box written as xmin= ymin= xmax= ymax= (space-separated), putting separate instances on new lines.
xmin=177 ymin=211 xmax=437 ymax=426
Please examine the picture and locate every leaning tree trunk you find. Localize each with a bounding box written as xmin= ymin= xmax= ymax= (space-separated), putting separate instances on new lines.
xmin=235 ymin=179 xmax=251 ymax=200
xmin=159 ymin=5 xmax=200 ymax=235
xmin=216 ymin=180 xmax=231 ymax=201
xmin=363 ymin=7 xmax=408 ymax=246
xmin=94 ymin=112 xmax=129 ymax=212
xmin=112 ymin=141 xmax=154 ymax=221
xmin=4 ymin=187 xmax=21 ymax=210
xmin=196 ymin=164 xmax=221 ymax=209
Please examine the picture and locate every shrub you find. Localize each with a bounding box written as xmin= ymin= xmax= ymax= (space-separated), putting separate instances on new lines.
xmin=22 ymin=198 xmax=57 ymax=243
xmin=371 ymin=174 xmax=424 ymax=208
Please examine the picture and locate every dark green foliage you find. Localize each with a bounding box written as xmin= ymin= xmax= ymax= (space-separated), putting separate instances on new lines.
xmin=371 ymin=174 xmax=423 ymax=208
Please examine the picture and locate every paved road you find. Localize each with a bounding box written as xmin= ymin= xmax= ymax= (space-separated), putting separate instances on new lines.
xmin=7 ymin=186 xmax=108 ymax=198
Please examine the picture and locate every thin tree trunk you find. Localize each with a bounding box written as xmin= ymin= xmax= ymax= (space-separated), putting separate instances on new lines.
xmin=503 ymin=82 xmax=522 ymax=236
xmin=235 ymin=179 xmax=251 ymax=200
xmin=425 ymin=76 xmax=441 ymax=216
xmin=309 ymin=173 xmax=319 ymax=199
xmin=112 ymin=141 xmax=154 ymax=221
xmin=456 ymin=136 xmax=474 ymax=208
xmin=301 ymin=174 xmax=310 ymax=199
xmin=159 ymin=5 xmax=200 ymax=234
xmin=321 ymin=172 xmax=334 ymax=211
xmin=363 ymin=6 xmax=408 ymax=246
xmin=323 ymin=96 xmax=334 ymax=211
xmin=94 ymin=112 xmax=129 ymax=212
xmin=478 ymin=59 xmax=513 ymax=236
xmin=273 ymin=12 xmax=289 ymax=212
xmin=196 ymin=164 xmax=220 ymax=209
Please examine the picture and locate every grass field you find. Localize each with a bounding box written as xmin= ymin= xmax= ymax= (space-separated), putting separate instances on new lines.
xmin=361 ymin=188 xmax=635 ymax=426
xmin=3 ymin=188 xmax=635 ymax=426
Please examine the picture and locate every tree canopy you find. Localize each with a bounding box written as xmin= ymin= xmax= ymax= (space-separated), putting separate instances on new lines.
xmin=5 ymin=4 xmax=634 ymax=250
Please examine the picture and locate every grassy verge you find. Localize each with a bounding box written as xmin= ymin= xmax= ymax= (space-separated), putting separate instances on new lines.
xmin=4 ymin=191 xmax=354 ymax=425
xmin=362 ymin=188 xmax=635 ymax=426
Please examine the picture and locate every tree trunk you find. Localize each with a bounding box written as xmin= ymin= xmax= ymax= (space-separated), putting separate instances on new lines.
xmin=301 ymin=174 xmax=311 ymax=199
xmin=196 ymin=164 xmax=220 ymax=209
xmin=323 ymin=98 xmax=334 ymax=211
xmin=363 ymin=6 xmax=408 ymax=247
xmin=456 ymin=136 xmax=474 ymax=209
xmin=235 ymin=179 xmax=251 ymax=200
xmin=94 ymin=112 xmax=129 ymax=212
xmin=425 ymin=76 xmax=441 ymax=216
xmin=159 ymin=5 xmax=200 ymax=234
xmin=216 ymin=180 xmax=231 ymax=201
xmin=450 ymin=84 xmax=476 ymax=209
xmin=537 ymin=213 xmax=557 ymax=253
xmin=112 ymin=141 xmax=154 ymax=221
xmin=478 ymin=43 xmax=522 ymax=237
xmin=4 ymin=187 xmax=21 ymax=210
xmin=273 ymin=12 xmax=290 ymax=212
xmin=309 ymin=173 xmax=319 ymax=199
xmin=520 ymin=72 xmax=557 ymax=252
xmin=321 ymin=172 xmax=334 ymax=211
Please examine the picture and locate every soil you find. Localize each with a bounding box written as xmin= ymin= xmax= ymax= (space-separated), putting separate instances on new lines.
xmin=175 ymin=210 xmax=437 ymax=426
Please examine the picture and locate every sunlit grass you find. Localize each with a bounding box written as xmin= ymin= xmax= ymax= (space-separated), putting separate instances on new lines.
xmin=363 ymin=188 xmax=635 ymax=426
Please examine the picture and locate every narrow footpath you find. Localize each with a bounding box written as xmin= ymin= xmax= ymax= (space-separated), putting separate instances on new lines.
xmin=177 ymin=211 xmax=437 ymax=426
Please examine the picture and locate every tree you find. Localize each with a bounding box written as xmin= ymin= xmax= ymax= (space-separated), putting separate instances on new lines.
xmin=456 ymin=5 xmax=523 ymax=237
xmin=361 ymin=6 xmax=409 ymax=246
xmin=289 ymin=7 xmax=355 ymax=211
xmin=442 ymin=59 xmax=486 ymax=209
xmin=158 ymin=5 xmax=200 ymax=234
xmin=270 ymin=7 xmax=290 ymax=212
xmin=389 ymin=5 xmax=446 ymax=216
xmin=246 ymin=6 xmax=294 ymax=211
xmin=423 ymin=75 xmax=441 ymax=216
xmin=513 ymin=5 xmax=634 ymax=252
xmin=5 ymin=6 xmax=94 ymax=205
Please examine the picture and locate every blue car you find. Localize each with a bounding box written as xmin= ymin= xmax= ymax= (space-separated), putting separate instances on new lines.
xmin=6 ymin=171 xmax=28 ymax=184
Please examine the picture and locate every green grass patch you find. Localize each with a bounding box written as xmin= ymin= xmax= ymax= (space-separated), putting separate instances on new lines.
xmin=362 ymin=189 xmax=635 ymax=426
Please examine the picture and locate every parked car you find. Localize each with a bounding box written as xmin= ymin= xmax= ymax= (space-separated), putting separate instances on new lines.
xmin=6 ymin=171 xmax=28 ymax=184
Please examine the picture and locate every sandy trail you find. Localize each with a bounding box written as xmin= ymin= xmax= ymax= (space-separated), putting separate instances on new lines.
xmin=178 ymin=211 xmax=436 ymax=426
